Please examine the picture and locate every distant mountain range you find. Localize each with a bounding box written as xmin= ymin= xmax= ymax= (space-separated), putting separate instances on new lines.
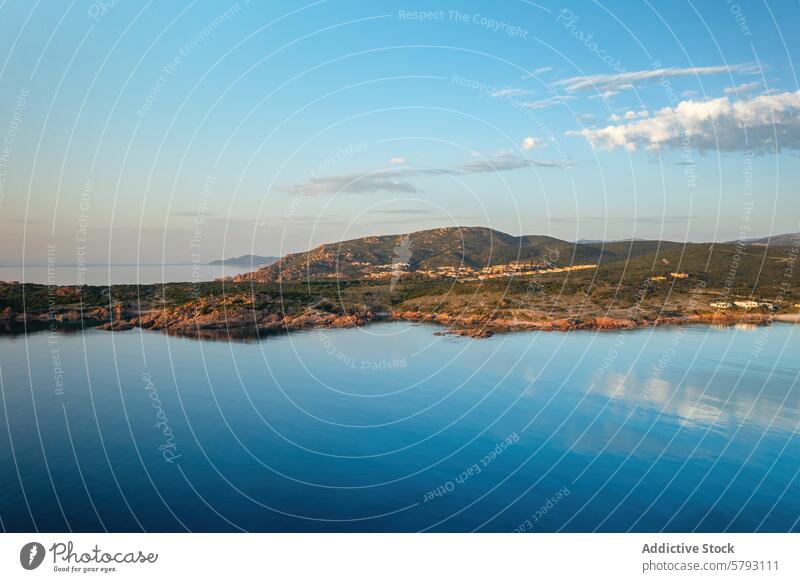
xmin=209 ymin=255 xmax=278 ymax=267
xmin=729 ymin=233 xmax=800 ymax=247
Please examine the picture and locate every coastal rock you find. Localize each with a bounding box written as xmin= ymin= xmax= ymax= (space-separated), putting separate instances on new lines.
xmin=284 ymin=312 xmax=335 ymax=329
xmin=445 ymin=328 xmax=494 ymax=339
xmin=395 ymin=310 xmax=437 ymax=322
xmin=53 ymin=310 xmax=84 ymax=322
xmin=539 ymin=318 xmax=576 ymax=331
xmin=284 ymin=310 xmax=372 ymax=330
xmin=128 ymin=305 xmax=372 ymax=333
xmin=590 ymin=316 xmax=636 ymax=330
xmin=98 ymin=320 xmax=134 ymax=331
xmin=257 ymin=313 xmax=282 ymax=330
xmin=329 ymin=314 xmax=367 ymax=328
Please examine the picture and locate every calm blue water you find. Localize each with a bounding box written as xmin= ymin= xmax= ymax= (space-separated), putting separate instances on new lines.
xmin=0 ymin=264 xmax=250 ymax=286
xmin=0 ymin=322 xmax=798 ymax=532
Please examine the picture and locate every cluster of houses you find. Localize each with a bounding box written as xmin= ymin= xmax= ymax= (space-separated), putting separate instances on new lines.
xmin=362 ymin=261 xmax=598 ymax=281
xmin=709 ymin=300 xmax=777 ymax=311
xmin=470 ymin=263 xmax=597 ymax=280
xmin=649 ymin=272 xmax=690 ymax=282
xmin=413 ymin=260 xmax=545 ymax=279
xmin=362 ymin=263 xmax=410 ymax=280
xmin=413 ymin=262 xmax=597 ymax=281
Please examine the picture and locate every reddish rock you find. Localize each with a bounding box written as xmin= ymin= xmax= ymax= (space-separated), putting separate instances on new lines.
xmin=450 ymin=328 xmax=494 ymax=339
xmin=98 ymin=320 xmax=134 ymax=331
xmin=54 ymin=286 xmax=79 ymax=298
xmin=592 ymin=316 xmax=636 ymax=329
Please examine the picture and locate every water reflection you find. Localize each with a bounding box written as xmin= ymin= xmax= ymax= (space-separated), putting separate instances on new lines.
xmin=0 ymin=321 xmax=797 ymax=532
xmin=588 ymin=345 xmax=799 ymax=435
xmin=709 ymin=322 xmax=768 ymax=331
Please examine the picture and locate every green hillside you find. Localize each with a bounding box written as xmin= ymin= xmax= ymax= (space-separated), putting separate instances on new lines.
xmin=236 ymin=227 xmax=689 ymax=282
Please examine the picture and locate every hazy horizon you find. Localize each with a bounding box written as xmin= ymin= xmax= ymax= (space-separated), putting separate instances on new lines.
xmin=3 ymin=223 xmax=798 ymax=267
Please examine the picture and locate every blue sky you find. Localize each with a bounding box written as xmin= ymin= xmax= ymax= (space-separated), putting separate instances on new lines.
xmin=0 ymin=0 xmax=798 ymax=264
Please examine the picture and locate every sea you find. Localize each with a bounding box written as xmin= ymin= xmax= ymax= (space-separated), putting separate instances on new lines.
xmin=0 ymin=264 xmax=251 ymax=286
xmin=0 ymin=321 xmax=798 ymax=532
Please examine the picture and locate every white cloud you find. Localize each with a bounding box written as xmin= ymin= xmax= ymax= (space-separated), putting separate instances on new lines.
xmin=491 ymin=87 xmax=534 ymax=98
xmin=280 ymin=153 xmax=570 ymax=196
xmin=520 ymin=95 xmax=576 ymax=110
xmin=522 ymin=136 xmax=544 ymax=150
xmin=389 ymin=157 xmax=407 ymax=165
xmin=568 ymin=90 xmax=800 ymax=152
xmin=491 ymin=88 xmax=574 ymax=110
xmin=724 ymin=81 xmax=761 ymax=95
xmin=456 ymin=153 xmax=568 ymax=172
xmin=609 ymin=110 xmax=649 ymax=122
xmin=554 ymin=64 xmax=751 ymax=95
xmin=523 ymin=66 xmax=553 ymax=78
xmin=601 ymin=89 xmax=624 ymax=98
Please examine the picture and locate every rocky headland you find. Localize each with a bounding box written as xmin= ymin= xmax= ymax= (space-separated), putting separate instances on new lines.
xmin=0 ymin=288 xmax=783 ymax=341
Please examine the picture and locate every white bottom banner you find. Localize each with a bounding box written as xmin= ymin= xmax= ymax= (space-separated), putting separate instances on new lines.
xmin=1 ymin=533 xmax=796 ymax=581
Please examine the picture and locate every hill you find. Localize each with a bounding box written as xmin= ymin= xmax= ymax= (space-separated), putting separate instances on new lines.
xmin=234 ymin=226 xmax=687 ymax=283
xmin=732 ymin=233 xmax=800 ymax=247
xmin=209 ymin=255 xmax=278 ymax=267
xmin=575 ymin=237 xmax=648 ymax=244
xmin=4 ymin=228 xmax=796 ymax=339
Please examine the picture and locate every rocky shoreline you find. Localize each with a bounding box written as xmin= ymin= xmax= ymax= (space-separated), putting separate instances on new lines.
xmin=393 ymin=310 xmax=780 ymax=338
xmin=0 ymin=303 xmax=783 ymax=339
xmin=0 ymin=304 xmax=373 ymax=334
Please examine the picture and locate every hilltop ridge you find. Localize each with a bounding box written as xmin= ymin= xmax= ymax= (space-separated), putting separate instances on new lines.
xmin=208 ymin=254 xmax=278 ymax=267
xmin=234 ymin=226 xmax=685 ymax=283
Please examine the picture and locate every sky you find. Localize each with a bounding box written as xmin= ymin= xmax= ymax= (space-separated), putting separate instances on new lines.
xmin=0 ymin=0 xmax=798 ymax=265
